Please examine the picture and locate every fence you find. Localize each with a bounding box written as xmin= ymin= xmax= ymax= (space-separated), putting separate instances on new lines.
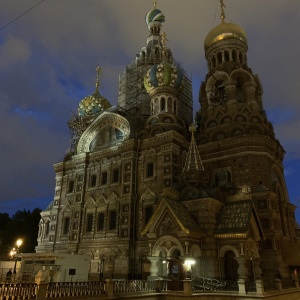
xmin=0 ymin=277 xmax=299 ymax=300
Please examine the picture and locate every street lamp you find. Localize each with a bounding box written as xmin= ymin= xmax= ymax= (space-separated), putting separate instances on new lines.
xmin=11 ymin=239 xmax=23 ymax=274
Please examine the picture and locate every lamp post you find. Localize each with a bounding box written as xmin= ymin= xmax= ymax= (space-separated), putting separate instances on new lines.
xmin=11 ymin=239 xmax=23 ymax=274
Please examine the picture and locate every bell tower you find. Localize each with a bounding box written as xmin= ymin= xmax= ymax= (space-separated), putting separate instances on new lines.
xmin=196 ymin=1 xmax=297 ymax=278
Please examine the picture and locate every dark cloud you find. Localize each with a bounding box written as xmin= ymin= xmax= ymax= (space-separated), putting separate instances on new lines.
xmin=1 ymin=0 xmax=300 ymax=218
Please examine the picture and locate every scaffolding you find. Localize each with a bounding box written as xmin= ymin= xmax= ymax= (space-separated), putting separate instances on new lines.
xmin=67 ymin=112 xmax=95 ymax=154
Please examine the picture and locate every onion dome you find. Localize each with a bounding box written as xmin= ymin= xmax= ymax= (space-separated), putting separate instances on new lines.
xmin=78 ymin=66 xmax=111 ymax=117
xmin=78 ymin=90 xmax=111 ymax=117
xmin=204 ymin=22 xmax=248 ymax=51
xmin=204 ymin=1 xmax=247 ymax=51
xmin=144 ymin=60 xmax=183 ymax=96
xmin=145 ymin=8 xmax=165 ymax=28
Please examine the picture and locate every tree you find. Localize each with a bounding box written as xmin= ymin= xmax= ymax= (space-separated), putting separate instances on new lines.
xmin=0 ymin=209 xmax=41 ymax=258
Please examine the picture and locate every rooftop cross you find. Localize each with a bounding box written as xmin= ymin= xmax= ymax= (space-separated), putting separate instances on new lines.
xmin=220 ymin=0 xmax=226 ymax=22
xmin=153 ymin=0 xmax=157 ymax=8
xmin=95 ymin=66 xmax=101 ymax=91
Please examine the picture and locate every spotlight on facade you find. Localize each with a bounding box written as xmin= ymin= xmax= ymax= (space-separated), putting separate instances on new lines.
xmin=184 ymin=259 xmax=195 ymax=265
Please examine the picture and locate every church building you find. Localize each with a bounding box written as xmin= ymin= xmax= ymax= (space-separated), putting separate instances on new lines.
xmin=35 ymin=2 xmax=298 ymax=282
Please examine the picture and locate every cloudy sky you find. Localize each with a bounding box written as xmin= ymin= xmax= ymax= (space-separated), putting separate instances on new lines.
xmin=1 ymin=0 xmax=300 ymax=221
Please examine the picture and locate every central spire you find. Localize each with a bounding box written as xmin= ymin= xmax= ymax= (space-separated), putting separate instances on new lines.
xmin=182 ymin=123 xmax=204 ymax=173
xmin=153 ymin=0 xmax=157 ymax=8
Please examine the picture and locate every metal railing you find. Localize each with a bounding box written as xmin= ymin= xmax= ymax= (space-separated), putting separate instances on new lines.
xmin=192 ymin=277 xmax=227 ymax=291
xmin=245 ymin=280 xmax=256 ymax=292
xmin=0 ymin=282 xmax=37 ymax=299
xmin=47 ymin=281 xmax=106 ymax=297
xmin=0 ymin=277 xmax=299 ymax=299
xmin=113 ymin=280 xmax=156 ymax=293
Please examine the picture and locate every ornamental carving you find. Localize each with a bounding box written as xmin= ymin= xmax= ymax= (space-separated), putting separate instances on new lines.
xmin=158 ymin=214 xmax=178 ymax=236
xmin=107 ymin=192 xmax=119 ymax=206
xmin=85 ymin=196 xmax=97 ymax=209
xmin=141 ymin=187 xmax=156 ymax=203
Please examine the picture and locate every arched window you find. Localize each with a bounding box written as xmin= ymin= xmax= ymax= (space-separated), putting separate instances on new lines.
xmin=144 ymin=206 xmax=153 ymax=225
xmin=217 ymin=52 xmax=222 ymax=64
xmin=97 ymin=212 xmax=105 ymax=231
xmin=232 ymin=50 xmax=237 ymax=62
xmin=146 ymin=163 xmax=154 ymax=177
xmin=112 ymin=169 xmax=119 ymax=183
xmin=101 ymin=172 xmax=108 ymax=185
xmin=90 ymin=174 xmax=97 ymax=187
xmin=86 ymin=214 xmax=94 ymax=232
xmin=224 ymin=250 xmax=238 ymax=280
xmin=63 ymin=217 xmax=70 ymax=235
xmin=224 ymin=50 xmax=230 ymax=62
xmin=68 ymin=180 xmax=74 ymax=193
xmin=109 ymin=211 xmax=117 ymax=230
xmin=45 ymin=221 xmax=50 ymax=237
xmin=161 ymin=97 xmax=166 ymax=111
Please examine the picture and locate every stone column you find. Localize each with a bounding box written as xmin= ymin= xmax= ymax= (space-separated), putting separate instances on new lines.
xmin=255 ymin=279 xmax=264 ymax=295
xmin=147 ymin=256 xmax=161 ymax=279
xmin=244 ymin=81 xmax=257 ymax=104
xmin=225 ymin=80 xmax=237 ymax=104
xmin=183 ymin=279 xmax=192 ymax=296
xmin=106 ymin=278 xmax=114 ymax=297
xmin=235 ymin=257 xmax=249 ymax=280
xmin=252 ymin=258 xmax=262 ymax=280
xmin=238 ymin=279 xmax=246 ymax=294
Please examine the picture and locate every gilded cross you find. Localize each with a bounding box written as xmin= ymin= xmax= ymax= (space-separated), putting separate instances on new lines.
xmin=220 ymin=0 xmax=226 ymax=21
xmin=95 ymin=66 xmax=101 ymax=91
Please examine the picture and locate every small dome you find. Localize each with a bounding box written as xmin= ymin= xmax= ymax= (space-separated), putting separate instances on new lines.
xmin=204 ymin=22 xmax=248 ymax=51
xmin=145 ymin=8 xmax=165 ymax=26
xmin=144 ymin=60 xmax=183 ymax=94
xmin=78 ymin=90 xmax=111 ymax=117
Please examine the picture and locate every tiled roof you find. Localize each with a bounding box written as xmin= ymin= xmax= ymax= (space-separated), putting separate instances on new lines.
xmin=215 ymin=200 xmax=252 ymax=237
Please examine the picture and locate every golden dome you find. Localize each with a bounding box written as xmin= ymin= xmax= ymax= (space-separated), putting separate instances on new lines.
xmin=204 ymin=21 xmax=248 ymax=51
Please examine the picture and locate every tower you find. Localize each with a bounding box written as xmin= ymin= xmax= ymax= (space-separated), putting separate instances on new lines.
xmin=196 ymin=1 xmax=297 ymax=278
xmin=117 ymin=2 xmax=192 ymax=133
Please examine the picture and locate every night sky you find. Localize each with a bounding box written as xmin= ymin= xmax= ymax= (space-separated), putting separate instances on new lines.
xmin=1 ymin=1 xmax=300 ymax=222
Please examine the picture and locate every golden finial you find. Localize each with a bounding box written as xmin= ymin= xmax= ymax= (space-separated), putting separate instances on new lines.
xmin=153 ymin=0 xmax=157 ymax=8
xmin=220 ymin=0 xmax=226 ymax=22
xmin=95 ymin=66 xmax=101 ymax=91
xmin=160 ymin=31 xmax=168 ymax=58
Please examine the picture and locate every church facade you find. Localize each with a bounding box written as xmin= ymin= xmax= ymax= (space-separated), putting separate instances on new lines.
xmin=35 ymin=3 xmax=298 ymax=282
